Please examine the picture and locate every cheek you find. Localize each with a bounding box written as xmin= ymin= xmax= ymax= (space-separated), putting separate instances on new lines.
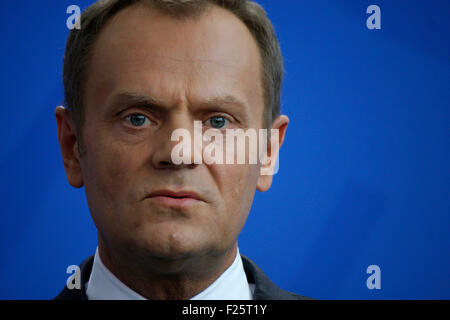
xmin=85 ymin=146 xmax=129 ymax=197
xmin=81 ymin=131 xmax=144 ymax=228
xmin=213 ymin=164 xmax=259 ymax=227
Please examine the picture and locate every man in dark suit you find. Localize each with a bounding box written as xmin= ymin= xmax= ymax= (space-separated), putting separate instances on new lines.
xmin=54 ymin=0 xmax=308 ymax=300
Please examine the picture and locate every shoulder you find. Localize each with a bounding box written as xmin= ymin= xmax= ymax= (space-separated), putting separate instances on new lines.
xmin=240 ymin=254 xmax=314 ymax=300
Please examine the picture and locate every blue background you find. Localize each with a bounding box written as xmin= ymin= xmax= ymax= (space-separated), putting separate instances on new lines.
xmin=0 ymin=0 xmax=449 ymax=299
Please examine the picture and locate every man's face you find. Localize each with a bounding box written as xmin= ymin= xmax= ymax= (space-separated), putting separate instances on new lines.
xmin=72 ymin=4 xmax=274 ymax=263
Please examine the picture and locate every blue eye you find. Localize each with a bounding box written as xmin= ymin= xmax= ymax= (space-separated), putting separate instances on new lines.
xmin=206 ymin=116 xmax=229 ymax=129
xmin=125 ymin=114 xmax=151 ymax=127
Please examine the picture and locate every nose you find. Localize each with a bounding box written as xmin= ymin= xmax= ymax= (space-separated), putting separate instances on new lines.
xmin=151 ymin=113 xmax=200 ymax=170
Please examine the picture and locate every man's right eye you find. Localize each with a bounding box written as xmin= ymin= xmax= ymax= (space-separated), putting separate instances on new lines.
xmin=124 ymin=114 xmax=152 ymax=127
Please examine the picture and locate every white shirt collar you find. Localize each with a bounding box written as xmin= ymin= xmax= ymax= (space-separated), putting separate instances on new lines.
xmin=86 ymin=247 xmax=253 ymax=300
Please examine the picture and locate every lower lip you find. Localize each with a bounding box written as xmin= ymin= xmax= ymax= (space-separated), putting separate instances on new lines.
xmin=146 ymin=196 xmax=202 ymax=208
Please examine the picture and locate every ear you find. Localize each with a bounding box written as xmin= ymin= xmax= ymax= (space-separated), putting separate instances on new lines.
xmin=256 ymin=115 xmax=289 ymax=192
xmin=55 ymin=106 xmax=84 ymax=188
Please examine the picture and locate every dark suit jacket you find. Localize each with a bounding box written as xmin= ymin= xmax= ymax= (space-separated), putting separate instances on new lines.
xmin=54 ymin=254 xmax=311 ymax=300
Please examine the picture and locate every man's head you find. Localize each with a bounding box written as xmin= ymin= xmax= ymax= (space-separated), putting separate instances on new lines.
xmin=56 ymin=0 xmax=288 ymax=273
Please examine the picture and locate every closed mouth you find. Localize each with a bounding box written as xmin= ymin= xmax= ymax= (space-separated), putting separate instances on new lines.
xmin=146 ymin=189 xmax=203 ymax=201
xmin=144 ymin=190 xmax=206 ymax=208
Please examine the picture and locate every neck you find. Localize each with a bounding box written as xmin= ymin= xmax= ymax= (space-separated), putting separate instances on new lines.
xmin=97 ymin=238 xmax=238 ymax=300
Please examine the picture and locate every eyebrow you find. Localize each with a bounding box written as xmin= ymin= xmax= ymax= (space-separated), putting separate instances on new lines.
xmin=108 ymin=91 xmax=250 ymax=120
xmin=108 ymin=91 xmax=167 ymax=113
xmin=202 ymin=95 xmax=250 ymax=116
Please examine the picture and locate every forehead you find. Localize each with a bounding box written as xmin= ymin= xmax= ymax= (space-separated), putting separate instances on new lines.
xmin=84 ymin=3 xmax=264 ymax=120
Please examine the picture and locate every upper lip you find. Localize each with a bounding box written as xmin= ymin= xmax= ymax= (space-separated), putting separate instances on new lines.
xmin=145 ymin=189 xmax=204 ymax=201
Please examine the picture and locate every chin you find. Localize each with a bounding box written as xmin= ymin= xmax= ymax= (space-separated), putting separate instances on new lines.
xmin=132 ymin=223 xmax=214 ymax=261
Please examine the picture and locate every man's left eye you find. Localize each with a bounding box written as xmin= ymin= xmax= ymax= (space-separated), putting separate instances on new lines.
xmin=205 ymin=116 xmax=229 ymax=129
xmin=125 ymin=114 xmax=151 ymax=127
